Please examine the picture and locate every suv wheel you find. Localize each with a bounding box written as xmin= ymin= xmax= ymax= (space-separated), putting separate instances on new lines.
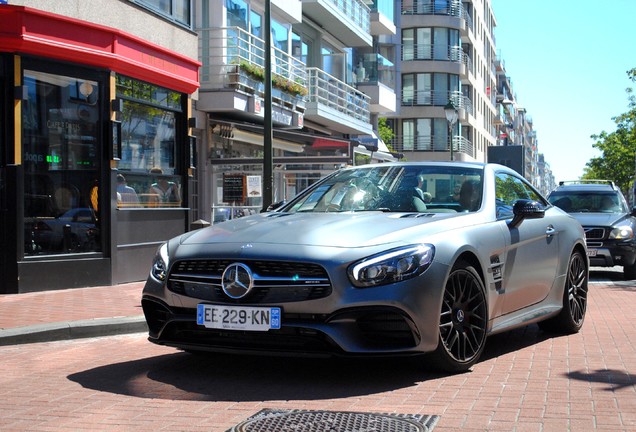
xmin=624 ymin=262 xmax=636 ymax=280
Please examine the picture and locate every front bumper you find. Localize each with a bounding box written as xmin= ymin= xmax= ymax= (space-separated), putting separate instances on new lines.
xmin=586 ymin=241 xmax=636 ymax=267
xmin=142 ymin=297 xmax=424 ymax=357
xmin=141 ymin=260 xmax=449 ymax=357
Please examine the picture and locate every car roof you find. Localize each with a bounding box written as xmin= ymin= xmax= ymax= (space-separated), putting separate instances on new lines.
xmin=551 ymin=180 xmax=619 ymax=193
xmin=339 ymin=161 xmax=515 ymax=173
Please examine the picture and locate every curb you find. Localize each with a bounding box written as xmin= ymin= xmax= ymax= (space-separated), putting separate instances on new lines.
xmin=0 ymin=316 xmax=148 ymax=346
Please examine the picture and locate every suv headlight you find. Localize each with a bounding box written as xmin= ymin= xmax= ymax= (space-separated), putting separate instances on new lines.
xmin=151 ymin=243 xmax=169 ymax=281
xmin=348 ymin=244 xmax=434 ymax=288
xmin=609 ymin=225 xmax=634 ymax=240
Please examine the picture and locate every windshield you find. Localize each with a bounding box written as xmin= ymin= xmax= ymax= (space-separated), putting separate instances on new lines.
xmin=548 ymin=191 xmax=628 ymax=213
xmin=285 ymin=165 xmax=484 ymax=213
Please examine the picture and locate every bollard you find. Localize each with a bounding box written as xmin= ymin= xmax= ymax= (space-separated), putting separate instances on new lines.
xmin=190 ymin=219 xmax=211 ymax=231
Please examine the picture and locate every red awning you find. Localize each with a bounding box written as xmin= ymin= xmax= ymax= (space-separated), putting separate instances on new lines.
xmin=311 ymin=138 xmax=350 ymax=149
xmin=0 ymin=5 xmax=200 ymax=94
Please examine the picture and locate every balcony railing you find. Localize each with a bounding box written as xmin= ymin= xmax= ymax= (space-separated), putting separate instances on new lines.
xmin=370 ymin=0 xmax=395 ymax=21
xmin=402 ymin=44 xmax=472 ymax=70
xmin=390 ymin=135 xmax=473 ymax=157
xmin=307 ymin=67 xmax=370 ymax=123
xmin=317 ymin=0 xmax=371 ymax=34
xmin=401 ymin=90 xmax=473 ymax=116
xmin=198 ymin=26 xmax=307 ymax=95
xmin=401 ymin=0 xmax=473 ymax=33
xmin=355 ymin=53 xmax=396 ymax=88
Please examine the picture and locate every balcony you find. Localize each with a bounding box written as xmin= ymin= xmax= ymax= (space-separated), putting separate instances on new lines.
xmin=401 ymin=0 xmax=474 ymax=36
xmin=401 ymin=90 xmax=473 ymax=117
xmin=354 ymin=53 xmax=396 ymax=113
xmin=197 ymin=27 xmax=307 ymax=123
xmin=305 ymin=67 xmax=372 ymax=135
xmin=302 ymin=0 xmax=372 ymax=47
xmin=401 ymin=0 xmax=474 ymax=34
xmin=369 ymin=0 xmax=396 ymax=35
xmin=390 ymin=134 xmax=474 ymax=158
xmin=272 ymin=0 xmax=302 ymax=23
xmin=403 ymin=44 xmax=470 ymax=66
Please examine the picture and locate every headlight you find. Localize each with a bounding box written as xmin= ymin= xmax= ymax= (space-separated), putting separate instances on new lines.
xmin=609 ymin=225 xmax=634 ymax=240
xmin=348 ymin=244 xmax=435 ymax=288
xmin=151 ymin=243 xmax=169 ymax=281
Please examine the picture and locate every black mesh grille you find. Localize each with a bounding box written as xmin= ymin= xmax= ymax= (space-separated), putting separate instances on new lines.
xmin=585 ymin=227 xmax=606 ymax=240
xmin=356 ymin=312 xmax=417 ymax=348
xmin=159 ymin=318 xmax=338 ymax=354
xmin=167 ymin=259 xmax=332 ymax=303
xmin=150 ymin=306 xmax=419 ymax=353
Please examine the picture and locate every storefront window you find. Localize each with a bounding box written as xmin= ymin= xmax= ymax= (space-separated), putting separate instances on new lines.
xmin=22 ymin=70 xmax=101 ymax=256
xmin=116 ymin=76 xmax=183 ymax=208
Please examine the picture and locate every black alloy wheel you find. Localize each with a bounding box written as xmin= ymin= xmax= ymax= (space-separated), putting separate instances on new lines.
xmin=430 ymin=261 xmax=487 ymax=372
xmin=566 ymin=251 xmax=588 ymax=327
xmin=538 ymin=250 xmax=588 ymax=333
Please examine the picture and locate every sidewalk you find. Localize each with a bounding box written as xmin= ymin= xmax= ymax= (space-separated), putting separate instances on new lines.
xmin=1 ymin=271 xmax=634 ymax=431
xmin=0 ymin=269 xmax=630 ymax=347
xmin=0 ymin=281 xmax=147 ymax=345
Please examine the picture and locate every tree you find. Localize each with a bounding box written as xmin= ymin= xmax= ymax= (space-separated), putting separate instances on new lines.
xmin=583 ymin=68 xmax=636 ymax=195
xmin=377 ymin=118 xmax=395 ymax=153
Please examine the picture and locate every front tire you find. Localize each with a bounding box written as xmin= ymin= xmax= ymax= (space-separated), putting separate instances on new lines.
xmin=623 ymin=261 xmax=636 ymax=280
xmin=429 ymin=261 xmax=488 ymax=373
xmin=538 ymin=250 xmax=588 ymax=333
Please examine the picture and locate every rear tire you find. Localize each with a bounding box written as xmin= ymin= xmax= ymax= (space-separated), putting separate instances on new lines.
xmin=538 ymin=250 xmax=588 ymax=333
xmin=429 ymin=260 xmax=487 ymax=373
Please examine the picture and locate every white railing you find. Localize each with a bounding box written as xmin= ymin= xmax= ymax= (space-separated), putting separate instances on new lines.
xmin=318 ymin=0 xmax=371 ymax=34
xmin=401 ymin=0 xmax=473 ymax=32
xmin=198 ymin=26 xmax=307 ymax=93
xmin=401 ymin=90 xmax=473 ymax=116
xmin=306 ymin=67 xmax=370 ymax=123
xmin=390 ymin=135 xmax=473 ymax=157
xmin=402 ymin=44 xmax=472 ymax=71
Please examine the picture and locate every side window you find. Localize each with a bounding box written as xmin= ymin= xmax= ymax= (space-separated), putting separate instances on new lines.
xmin=495 ymin=173 xmax=542 ymax=219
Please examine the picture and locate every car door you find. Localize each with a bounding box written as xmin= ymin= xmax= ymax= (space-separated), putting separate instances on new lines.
xmin=495 ymin=172 xmax=559 ymax=314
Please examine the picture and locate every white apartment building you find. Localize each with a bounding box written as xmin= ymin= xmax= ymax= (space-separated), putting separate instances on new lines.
xmin=388 ymin=0 xmax=498 ymax=166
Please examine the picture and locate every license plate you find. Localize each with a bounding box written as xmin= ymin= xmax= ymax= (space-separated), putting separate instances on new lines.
xmin=196 ymin=304 xmax=281 ymax=331
xmin=587 ymin=249 xmax=597 ymax=257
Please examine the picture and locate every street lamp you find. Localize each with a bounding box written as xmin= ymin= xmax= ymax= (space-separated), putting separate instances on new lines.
xmin=444 ymin=100 xmax=458 ymax=161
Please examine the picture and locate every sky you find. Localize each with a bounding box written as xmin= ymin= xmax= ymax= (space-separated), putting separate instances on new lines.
xmin=490 ymin=0 xmax=636 ymax=183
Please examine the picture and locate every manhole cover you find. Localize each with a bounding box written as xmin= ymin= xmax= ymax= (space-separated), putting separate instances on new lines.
xmin=228 ymin=409 xmax=440 ymax=432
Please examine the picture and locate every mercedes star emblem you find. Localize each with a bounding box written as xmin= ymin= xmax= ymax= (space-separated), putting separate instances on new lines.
xmin=221 ymin=263 xmax=254 ymax=299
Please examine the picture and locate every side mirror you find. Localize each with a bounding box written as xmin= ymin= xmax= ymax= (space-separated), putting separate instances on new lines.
xmin=631 ymin=207 xmax=636 ymax=217
xmin=266 ymin=200 xmax=286 ymax=212
xmin=508 ymin=199 xmax=545 ymax=228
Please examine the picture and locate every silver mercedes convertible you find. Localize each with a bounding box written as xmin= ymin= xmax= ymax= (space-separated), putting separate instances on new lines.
xmin=142 ymin=162 xmax=588 ymax=372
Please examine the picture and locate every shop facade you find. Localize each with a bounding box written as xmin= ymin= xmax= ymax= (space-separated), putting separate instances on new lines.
xmin=0 ymin=5 xmax=199 ymax=293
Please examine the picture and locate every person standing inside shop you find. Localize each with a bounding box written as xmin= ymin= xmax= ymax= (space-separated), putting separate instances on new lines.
xmin=116 ymin=173 xmax=140 ymax=207
xmin=148 ymin=167 xmax=180 ymax=206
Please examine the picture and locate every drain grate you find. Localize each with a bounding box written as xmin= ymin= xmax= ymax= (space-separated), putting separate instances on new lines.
xmin=228 ymin=409 xmax=440 ymax=432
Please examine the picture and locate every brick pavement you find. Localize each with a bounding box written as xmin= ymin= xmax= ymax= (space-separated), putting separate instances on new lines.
xmin=0 ymin=282 xmax=144 ymax=330
xmin=0 ymin=272 xmax=635 ymax=431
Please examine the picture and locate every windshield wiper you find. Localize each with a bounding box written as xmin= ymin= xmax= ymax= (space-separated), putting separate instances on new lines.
xmin=351 ymin=208 xmax=392 ymax=212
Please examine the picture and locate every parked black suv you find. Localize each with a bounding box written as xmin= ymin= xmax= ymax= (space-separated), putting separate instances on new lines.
xmin=547 ymin=180 xmax=636 ymax=279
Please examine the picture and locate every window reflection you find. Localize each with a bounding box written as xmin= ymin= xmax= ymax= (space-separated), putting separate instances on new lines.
xmin=116 ymin=76 xmax=183 ymax=209
xmin=22 ymin=70 xmax=101 ymax=256
xmin=118 ymin=100 xmax=176 ymax=173
xmin=116 ymin=171 xmax=182 ymax=208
